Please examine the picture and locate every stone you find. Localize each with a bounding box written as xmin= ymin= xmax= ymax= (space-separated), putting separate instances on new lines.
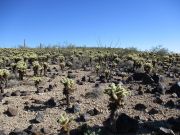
xmin=71 ymin=104 xmax=81 ymax=113
xmin=3 ymin=92 xmax=11 ymax=97
xmin=167 ymin=117 xmax=180 ymax=131
xmin=11 ymin=90 xmax=21 ymax=96
xmin=153 ymin=97 xmax=164 ymax=104
xmin=152 ymin=83 xmax=166 ymax=94
xmin=25 ymin=125 xmax=38 ymax=134
xmin=45 ymin=97 xmax=57 ymax=107
xmin=165 ymin=100 xmax=175 ymax=108
xmin=0 ymin=94 xmax=4 ymax=102
xmin=148 ymin=108 xmax=159 ymax=115
xmin=67 ymin=73 xmax=76 ymax=78
xmin=134 ymin=103 xmax=147 ymax=111
xmin=80 ymin=113 xmax=90 ymax=122
xmin=34 ymin=112 xmax=44 ymax=123
xmin=81 ymin=76 xmax=86 ymax=82
xmin=9 ymin=128 xmax=28 ymax=135
xmin=87 ymin=108 xmax=100 ymax=116
xmin=114 ymin=113 xmax=138 ymax=133
xmin=48 ymin=84 xmax=53 ymax=91
xmin=169 ymin=82 xmax=180 ymax=97
xmin=20 ymin=91 xmax=31 ymax=96
xmin=158 ymin=127 xmax=175 ymax=135
xmin=6 ymin=107 xmax=18 ymax=116
xmin=127 ymin=73 xmax=154 ymax=84
xmin=41 ymin=127 xmax=50 ymax=134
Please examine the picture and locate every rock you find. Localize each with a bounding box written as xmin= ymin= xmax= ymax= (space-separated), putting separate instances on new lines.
xmin=41 ymin=127 xmax=50 ymax=134
xmin=36 ymin=87 xmax=44 ymax=93
xmin=153 ymin=97 xmax=164 ymax=104
xmin=152 ymin=73 xmax=164 ymax=83
xmin=11 ymin=90 xmax=21 ymax=96
xmin=87 ymin=108 xmax=100 ymax=116
xmin=20 ymin=91 xmax=31 ymax=96
xmin=81 ymin=76 xmax=86 ymax=82
xmin=71 ymin=104 xmax=81 ymax=113
xmin=152 ymin=83 xmax=166 ymax=94
xmin=169 ymin=82 xmax=180 ymax=97
xmin=134 ymin=103 xmax=147 ymax=111
xmin=3 ymin=92 xmax=11 ymax=97
xmin=80 ymin=113 xmax=90 ymax=122
xmin=99 ymin=75 xmax=106 ymax=83
xmin=148 ymin=108 xmax=159 ymax=115
xmin=114 ymin=113 xmax=138 ymax=133
xmin=9 ymin=128 xmax=28 ymax=135
xmin=44 ymin=97 xmax=57 ymax=107
xmin=25 ymin=125 xmax=39 ymax=134
xmin=95 ymin=83 xmax=100 ymax=87
xmin=6 ymin=107 xmax=18 ymax=116
xmin=34 ymin=112 xmax=44 ymax=123
xmin=48 ymin=84 xmax=53 ymax=91
xmin=158 ymin=127 xmax=175 ymax=135
xmin=165 ymin=100 xmax=175 ymax=108
xmin=127 ymin=73 xmax=154 ymax=84
xmin=0 ymin=94 xmax=4 ymax=102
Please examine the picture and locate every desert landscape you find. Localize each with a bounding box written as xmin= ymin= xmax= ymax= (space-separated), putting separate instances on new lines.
xmin=0 ymin=47 xmax=179 ymax=135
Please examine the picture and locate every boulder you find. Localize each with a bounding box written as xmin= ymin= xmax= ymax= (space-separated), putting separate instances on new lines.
xmin=169 ymin=82 xmax=180 ymax=97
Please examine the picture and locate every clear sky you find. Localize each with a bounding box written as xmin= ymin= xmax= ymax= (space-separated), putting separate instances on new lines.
xmin=0 ymin=0 xmax=180 ymax=52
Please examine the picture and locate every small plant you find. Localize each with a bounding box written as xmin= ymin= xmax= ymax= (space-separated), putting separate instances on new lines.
xmin=104 ymin=83 xmax=130 ymax=117
xmin=0 ymin=69 xmax=10 ymax=93
xmin=144 ymin=62 xmax=153 ymax=73
xmin=43 ymin=62 xmax=48 ymax=76
xmin=16 ymin=60 xmax=27 ymax=80
xmin=32 ymin=61 xmax=42 ymax=76
xmin=95 ymin=64 xmax=100 ymax=76
xmin=61 ymin=78 xmax=76 ymax=108
xmin=104 ymin=69 xmax=111 ymax=80
xmin=58 ymin=113 xmax=73 ymax=135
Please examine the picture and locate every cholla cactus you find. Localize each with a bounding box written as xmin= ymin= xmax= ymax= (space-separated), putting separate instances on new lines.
xmin=105 ymin=83 xmax=130 ymax=106
xmin=144 ymin=62 xmax=153 ymax=73
xmin=61 ymin=78 xmax=76 ymax=108
xmin=16 ymin=60 xmax=27 ymax=80
xmin=59 ymin=62 xmax=65 ymax=72
xmin=0 ymin=69 xmax=10 ymax=93
xmin=58 ymin=113 xmax=73 ymax=135
xmin=43 ymin=62 xmax=48 ymax=76
xmin=32 ymin=61 xmax=42 ymax=76
xmin=95 ymin=64 xmax=100 ymax=76
xmin=32 ymin=77 xmax=42 ymax=88
xmin=59 ymin=55 xmax=65 ymax=63
xmin=104 ymin=69 xmax=111 ymax=80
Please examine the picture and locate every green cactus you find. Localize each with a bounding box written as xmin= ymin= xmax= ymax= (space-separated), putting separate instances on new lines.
xmin=144 ymin=62 xmax=153 ymax=73
xmin=61 ymin=78 xmax=76 ymax=108
xmin=32 ymin=61 xmax=42 ymax=76
xmin=32 ymin=76 xmax=42 ymax=88
xmin=16 ymin=60 xmax=27 ymax=80
xmin=57 ymin=113 xmax=73 ymax=135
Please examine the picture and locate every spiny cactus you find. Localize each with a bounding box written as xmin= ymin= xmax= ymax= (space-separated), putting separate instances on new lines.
xmin=0 ymin=69 xmax=10 ymax=93
xmin=144 ymin=62 xmax=153 ymax=73
xmin=32 ymin=61 xmax=42 ymax=76
xmin=16 ymin=60 xmax=27 ymax=80
xmin=58 ymin=113 xmax=73 ymax=135
xmin=61 ymin=78 xmax=76 ymax=108
xmin=95 ymin=64 xmax=100 ymax=76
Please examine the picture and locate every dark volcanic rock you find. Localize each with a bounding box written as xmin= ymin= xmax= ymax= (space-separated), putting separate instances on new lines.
xmin=169 ymin=82 xmax=180 ymax=97
xmin=80 ymin=113 xmax=90 ymax=122
xmin=6 ymin=107 xmax=18 ymax=116
xmin=152 ymin=83 xmax=166 ymax=94
xmin=87 ymin=108 xmax=100 ymax=116
xmin=44 ymin=97 xmax=57 ymax=107
xmin=134 ymin=103 xmax=147 ymax=111
xmin=11 ymin=90 xmax=21 ymax=96
xmin=114 ymin=113 xmax=138 ymax=133
xmin=127 ymin=73 xmax=154 ymax=84
xmin=148 ymin=108 xmax=159 ymax=115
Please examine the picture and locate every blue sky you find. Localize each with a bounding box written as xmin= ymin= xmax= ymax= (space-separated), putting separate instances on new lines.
xmin=0 ymin=0 xmax=180 ymax=52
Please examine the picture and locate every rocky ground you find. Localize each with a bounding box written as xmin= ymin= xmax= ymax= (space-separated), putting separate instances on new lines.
xmin=0 ymin=65 xmax=180 ymax=135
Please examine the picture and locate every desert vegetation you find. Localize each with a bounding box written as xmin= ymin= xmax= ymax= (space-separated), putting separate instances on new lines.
xmin=0 ymin=46 xmax=179 ymax=135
